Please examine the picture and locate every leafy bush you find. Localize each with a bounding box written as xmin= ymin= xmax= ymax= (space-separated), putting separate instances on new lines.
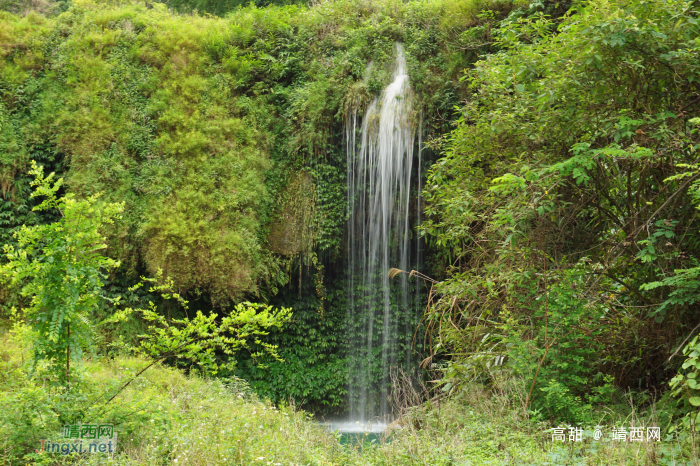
xmin=1 ymin=161 xmax=123 ymax=383
xmin=420 ymin=0 xmax=700 ymax=422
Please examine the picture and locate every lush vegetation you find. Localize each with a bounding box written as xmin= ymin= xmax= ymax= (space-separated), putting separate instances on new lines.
xmin=421 ymin=0 xmax=700 ymax=428
xmin=0 ymin=0 xmax=507 ymax=412
xmin=2 ymin=0 xmax=700 ymax=463
xmin=2 ymin=331 xmax=697 ymax=465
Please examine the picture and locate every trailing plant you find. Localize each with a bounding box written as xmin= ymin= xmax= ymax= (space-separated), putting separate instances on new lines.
xmin=235 ymin=269 xmax=348 ymax=413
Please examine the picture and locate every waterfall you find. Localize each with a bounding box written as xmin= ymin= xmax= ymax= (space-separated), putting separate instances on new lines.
xmin=346 ymin=44 xmax=419 ymax=421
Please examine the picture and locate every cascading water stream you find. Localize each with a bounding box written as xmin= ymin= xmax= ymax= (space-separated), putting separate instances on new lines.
xmin=345 ymin=44 xmax=420 ymax=422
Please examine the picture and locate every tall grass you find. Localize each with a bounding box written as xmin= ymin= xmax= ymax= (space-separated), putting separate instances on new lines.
xmin=1 ymin=327 xmax=698 ymax=465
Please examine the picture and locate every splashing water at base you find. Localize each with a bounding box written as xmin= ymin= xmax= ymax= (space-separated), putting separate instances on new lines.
xmin=324 ymin=420 xmax=388 ymax=434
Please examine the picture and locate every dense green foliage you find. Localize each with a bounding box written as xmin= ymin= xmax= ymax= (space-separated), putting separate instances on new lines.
xmin=421 ymin=0 xmax=700 ymax=424
xmin=0 ymin=0 xmax=512 ymax=409
xmin=0 ymin=0 xmax=507 ymax=293
xmin=2 ymin=333 xmax=698 ymax=465
xmin=0 ymin=161 xmax=290 ymax=398
xmin=235 ymin=277 xmax=348 ymax=413
xmin=124 ymin=274 xmax=292 ymax=377
xmin=162 ymin=0 xmax=305 ymax=17
xmin=1 ymin=162 xmax=123 ymax=383
xmin=5 ymin=0 xmax=700 ymax=457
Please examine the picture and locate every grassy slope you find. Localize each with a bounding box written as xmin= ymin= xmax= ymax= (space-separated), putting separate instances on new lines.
xmin=1 ymin=330 xmax=697 ymax=465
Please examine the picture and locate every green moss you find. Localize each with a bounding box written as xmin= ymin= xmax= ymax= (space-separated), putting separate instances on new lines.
xmin=0 ymin=0 xmax=504 ymax=304
xmin=0 ymin=0 xmax=514 ymax=409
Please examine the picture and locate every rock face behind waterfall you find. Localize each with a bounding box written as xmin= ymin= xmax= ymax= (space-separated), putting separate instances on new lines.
xmin=345 ymin=44 xmax=422 ymax=422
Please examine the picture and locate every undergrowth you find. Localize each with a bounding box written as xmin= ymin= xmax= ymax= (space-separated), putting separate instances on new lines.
xmin=1 ymin=327 xmax=698 ymax=465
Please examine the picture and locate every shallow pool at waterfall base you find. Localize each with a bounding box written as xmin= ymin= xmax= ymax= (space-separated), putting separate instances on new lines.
xmin=338 ymin=431 xmax=391 ymax=446
xmin=321 ymin=421 xmax=392 ymax=446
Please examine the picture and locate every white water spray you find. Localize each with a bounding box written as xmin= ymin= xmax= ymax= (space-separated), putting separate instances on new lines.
xmin=346 ymin=44 xmax=419 ymax=421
